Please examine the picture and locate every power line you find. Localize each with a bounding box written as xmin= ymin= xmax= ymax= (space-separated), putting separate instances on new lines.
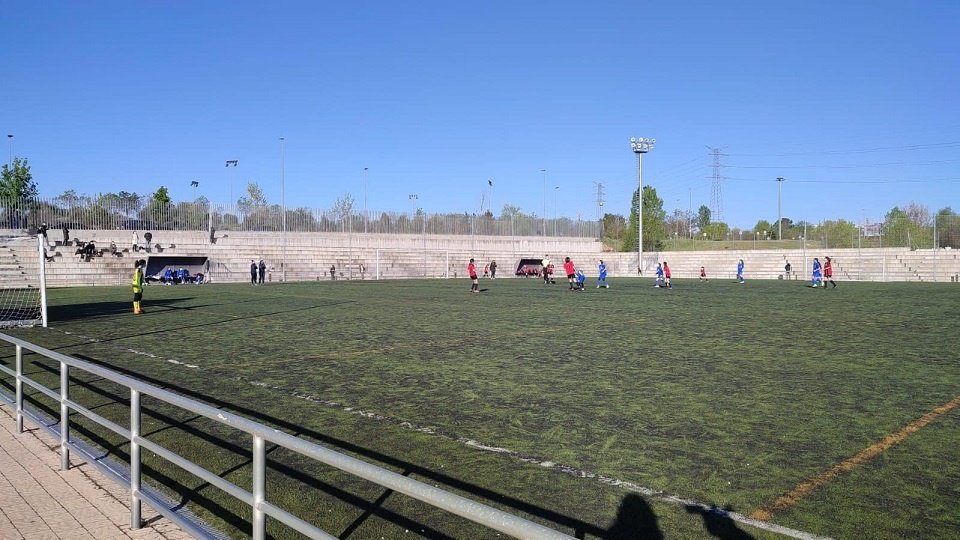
xmin=728 ymin=141 xmax=960 ymax=157
xmin=724 ymin=176 xmax=960 ymax=184
xmin=726 ymin=159 xmax=960 ymax=169
xmin=654 ymin=155 xmax=709 ymax=176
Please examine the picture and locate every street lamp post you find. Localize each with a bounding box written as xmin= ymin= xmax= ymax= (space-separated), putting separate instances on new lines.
xmin=776 ymin=177 xmax=785 ymax=241
xmin=225 ymin=160 xmax=238 ymax=208
xmin=190 ymin=180 xmax=199 ymax=200
xmin=630 ymin=137 xmax=656 ymax=274
xmin=6 ymin=134 xmax=12 ymax=166
xmin=279 ymin=139 xmax=286 ymax=282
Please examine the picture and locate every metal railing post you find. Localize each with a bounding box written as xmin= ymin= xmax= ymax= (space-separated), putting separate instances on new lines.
xmin=0 ymin=332 xmax=579 ymax=540
xmin=15 ymin=345 xmax=23 ymax=433
xmin=59 ymin=361 xmax=70 ymax=470
xmin=130 ymin=389 xmax=142 ymax=529
xmin=252 ymin=434 xmax=266 ymax=540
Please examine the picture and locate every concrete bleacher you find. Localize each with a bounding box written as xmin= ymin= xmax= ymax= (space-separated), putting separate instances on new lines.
xmin=3 ymin=229 xmax=960 ymax=287
xmin=0 ymin=235 xmax=43 ymax=289
xmin=629 ymin=247 xmax=960 ymax=283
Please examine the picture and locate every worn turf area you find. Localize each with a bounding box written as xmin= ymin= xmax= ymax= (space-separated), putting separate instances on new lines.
xmin=2 ymin=277 xmax=958 ymax=539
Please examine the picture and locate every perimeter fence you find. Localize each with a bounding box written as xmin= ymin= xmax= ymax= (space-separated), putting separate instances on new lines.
xmin=3 ymin=197 xmax=958 ymax=249
xmin=0 ymin=197 xmax=600 ymax=238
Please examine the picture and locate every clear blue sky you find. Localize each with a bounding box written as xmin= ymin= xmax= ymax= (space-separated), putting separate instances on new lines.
xmin=4 ymin=1 xmax=958 ymax=229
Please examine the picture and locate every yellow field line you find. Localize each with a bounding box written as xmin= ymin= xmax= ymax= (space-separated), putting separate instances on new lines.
xmin=750 ymin=394 xmax=960 ymax=521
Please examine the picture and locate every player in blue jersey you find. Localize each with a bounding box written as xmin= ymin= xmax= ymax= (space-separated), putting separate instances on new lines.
xmin=737 ymin=259 xmax=745 ymax=284
xmin=811 ymin=257 xmax=823 ymax=287
xmin=655 ymin=263 xmax=665 ymax=287
xmin=574 ymin=268 xmax=586 ymax=291
xmin=596 ymin=260 xmax=609 ymax=288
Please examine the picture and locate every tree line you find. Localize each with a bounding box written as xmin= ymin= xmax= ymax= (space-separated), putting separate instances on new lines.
xmin=3 ymin=157 xmax=957 ymax=248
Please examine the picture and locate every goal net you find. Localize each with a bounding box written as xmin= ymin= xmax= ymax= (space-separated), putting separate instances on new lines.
xmin=0 ymin=234 xmax=47 ymax=328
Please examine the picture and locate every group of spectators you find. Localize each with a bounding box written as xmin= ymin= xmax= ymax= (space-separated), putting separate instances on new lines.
xmin=37 ymin=223 xmax=146 ymax=262
xmin=72 ymin=240 xmax=122 ymax=261
xmin=131 ymin=231 xmax=154 ymax=252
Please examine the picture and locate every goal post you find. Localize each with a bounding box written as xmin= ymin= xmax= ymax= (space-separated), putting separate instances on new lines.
xmin=374 ymin=248 xmax=453 ymax=280
xmin=0 ymin=234 xmax=48 ymax=328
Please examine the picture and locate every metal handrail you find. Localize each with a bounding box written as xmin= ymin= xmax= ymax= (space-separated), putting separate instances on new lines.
xmin=0 ymin=332 xmax=574 ymax=539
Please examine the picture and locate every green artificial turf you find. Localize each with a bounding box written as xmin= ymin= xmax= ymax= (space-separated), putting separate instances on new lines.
xmin=1 ymin=277 xmax=958 ymax=539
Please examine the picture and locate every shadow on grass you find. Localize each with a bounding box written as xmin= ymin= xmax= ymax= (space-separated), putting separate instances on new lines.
xmin=685 ymin=504 xmax=755 ymax=540
xmin=48 ymin=300 xmax=353 ymax=343
xmin=49 ymin=298 xmax=195 ymax=321
xmin=603 ymin=493 xmax=663 ymax=539
xmin=23 ymin=355 xmax=609 ymax=539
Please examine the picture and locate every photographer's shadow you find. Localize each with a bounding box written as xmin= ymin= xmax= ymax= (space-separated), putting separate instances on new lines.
xmin=604 ymin=493 xmax=663 ymax=540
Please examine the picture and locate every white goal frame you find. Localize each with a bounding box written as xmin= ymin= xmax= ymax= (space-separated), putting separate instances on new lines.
xmin=0 ymin=234 xmax=48 ymax=328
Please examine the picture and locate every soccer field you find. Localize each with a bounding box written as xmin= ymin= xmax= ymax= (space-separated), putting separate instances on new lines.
xmin=2 ymin=278 xmax=959 ymax=539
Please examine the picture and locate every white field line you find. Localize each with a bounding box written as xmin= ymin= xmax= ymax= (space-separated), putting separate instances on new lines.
xmin=52 ymin=328 xmax=829 ymax=540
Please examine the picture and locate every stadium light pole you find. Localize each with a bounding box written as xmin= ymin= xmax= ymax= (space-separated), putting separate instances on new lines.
xmin=409 ymin=194 xmax=418 ymax=220
xmin=191 ymin=180 xmax=199 ymax=200
xmin=598 ymin=200 xmax=604 ymax=240
xmin=541 ymin=169 xmax=546 ymax=236
xmin=553 ymin=186 xmax=559 ymax=236
xmin=6 ymin=134 xmax=12 ymax=166
xmin=279 ymin=138 xmax=286 ymax=282
xmin=363 ymin=167 xmax=369 ymax=234
xmin=225 ymin=160 xmax=238 ymax=208
xmin=776 ymin=176 xmax=785 ymax=241
xmin=630 ymin=137 xmax=655 ymax=274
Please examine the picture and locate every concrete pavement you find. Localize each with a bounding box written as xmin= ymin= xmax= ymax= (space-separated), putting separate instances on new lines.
xmin=0 ymin=405 xmax=191 ymax=540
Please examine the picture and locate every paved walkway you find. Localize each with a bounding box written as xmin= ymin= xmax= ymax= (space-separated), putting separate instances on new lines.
xmin=0 ymin=405 xmax=190 ymax=540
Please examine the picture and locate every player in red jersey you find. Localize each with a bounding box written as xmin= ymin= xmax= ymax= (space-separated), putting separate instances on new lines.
xmin=662 ymin=261 xmax=672 ymax=289
xmin=563 ymin=257 xmax=576 ymax=290
xmin=824 ymin=256 xmax=837 ymax=288
xmin=468 ymin=258 xmax=479 ymax=293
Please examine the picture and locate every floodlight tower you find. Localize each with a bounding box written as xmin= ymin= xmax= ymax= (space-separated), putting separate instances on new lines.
xmin=630 ymin=137 xmax=655 ymax=274
xmin=225 ymin=160 xmax=238 ymax=207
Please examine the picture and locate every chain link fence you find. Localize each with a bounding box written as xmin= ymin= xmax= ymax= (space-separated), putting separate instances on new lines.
xmin=4 ymin=197 xmax=957 ymax=249
xmin=660 ymin=214 xmax=960 ymax=251
xmin=1 ymin=197 xmax=600 ymax=238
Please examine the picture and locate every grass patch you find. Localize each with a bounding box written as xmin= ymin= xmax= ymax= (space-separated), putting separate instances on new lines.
xmin=2 ymin=277 xmax=958 ymax=538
